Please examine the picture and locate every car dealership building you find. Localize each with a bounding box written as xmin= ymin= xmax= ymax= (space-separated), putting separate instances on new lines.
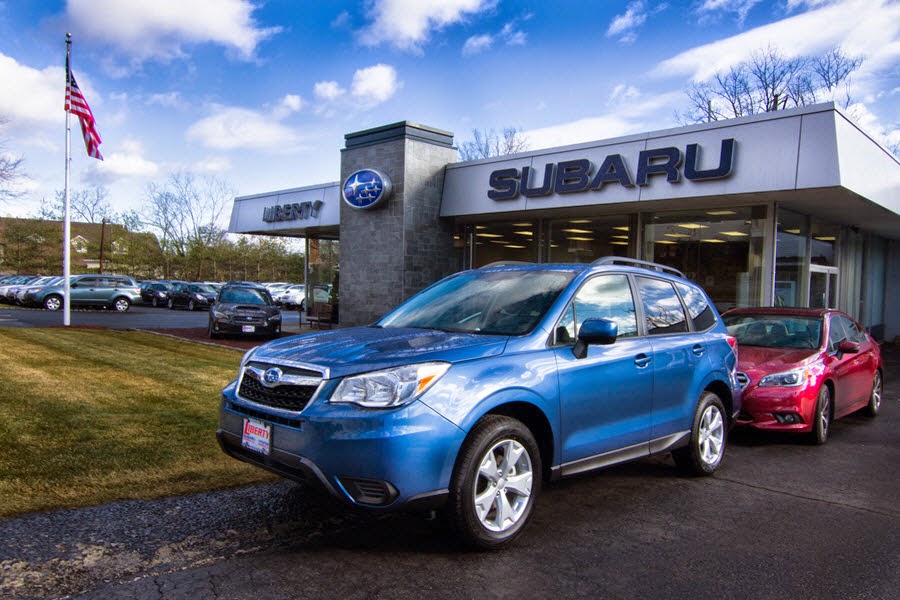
xmin=227 ymin=103 xmax=900 ymax=339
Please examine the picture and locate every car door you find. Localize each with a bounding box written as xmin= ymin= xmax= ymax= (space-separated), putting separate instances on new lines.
xmin=70 ymin=277 xmax=99 ymax=306
xmin=555 ymin=273 xmax=654 ymax=469
xmin=634 ymin=276 xmax=711 ymax=443
xmin=829 ymin=314 xmax=876 ymax=414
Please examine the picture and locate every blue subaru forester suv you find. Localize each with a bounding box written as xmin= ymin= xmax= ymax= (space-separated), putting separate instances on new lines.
xmin=217 ymin=258 xmax=741 ymax=549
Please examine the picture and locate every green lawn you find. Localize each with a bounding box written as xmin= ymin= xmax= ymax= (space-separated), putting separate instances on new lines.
xmin=0 ymin=328 xmax=274 ymax=518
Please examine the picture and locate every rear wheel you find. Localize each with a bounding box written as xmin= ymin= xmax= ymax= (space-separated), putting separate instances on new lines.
xmin=811 ymin=386 xmax=831 ymax=445
xmin=151 ymin=297 xmax=159 ymax=307
xmin=43 ymin=295 xmax=62 ymax=311
xmin=167 ymin=298 xmax=174 ymax=309
xmin=673 ymin=391 xmax=726 ymax=476
xmin=864 ymin=371 xmax=882 ymax=417
xmin=447 ymin=415 xmax=540 ymax=550
xmin=188 ymin=299 xmax=196 ymax=311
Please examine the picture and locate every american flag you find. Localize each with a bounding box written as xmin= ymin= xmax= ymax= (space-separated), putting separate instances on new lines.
xmin=65 ymin=67 xmax=103 ymax=160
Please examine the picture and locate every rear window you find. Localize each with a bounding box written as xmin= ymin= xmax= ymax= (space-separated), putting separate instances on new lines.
xmin=676 ymin=282 xmax=717 ymax=331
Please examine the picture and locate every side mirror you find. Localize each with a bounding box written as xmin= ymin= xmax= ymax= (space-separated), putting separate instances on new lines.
xmin=573 ymin=318 xmax=618 ymax=359
xmin=837 ymin=340 xmax=860 ymax=354
xmin=70 ymin=282 xmax=78 ymax=288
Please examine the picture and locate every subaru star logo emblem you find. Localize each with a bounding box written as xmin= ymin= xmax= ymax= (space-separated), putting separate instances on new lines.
xmin=342 ymin=169 xmax=392 ymax=210
xmin=263 ymin=367 xmax=283 ymax=385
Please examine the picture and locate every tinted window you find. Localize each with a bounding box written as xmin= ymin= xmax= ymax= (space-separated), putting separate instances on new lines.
xmin=219 ymin=287 xmax=272 ymax=305
xmin=723 ymin=314 xmax=822 ymax=349
xmin=837 ymin=315 xmax=867 ymax=344
xmin=636 ymin=277 xmax=688 ymax=335
xmin=676 ymin=282 xmax=716 ymax=331
xmin=558 ymin=274 xmax=637 ymax=343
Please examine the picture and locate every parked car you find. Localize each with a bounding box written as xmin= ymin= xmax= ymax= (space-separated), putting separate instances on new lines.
xmin=274 ymin=284 xmax=305 ymax=309
xmin=217 ymin=258 xmax=741 ymax=549
xmin=168 ymin=282 xmax=218 ymax=310
xmin=25 ymin=274 xmax=142 ymax=311
xmin=0 ymin=275 xmax=40 ymax=303
xmin=208 ymin=284 xmax=282 ymax=339
xmin=723 ymin=307 xmax=882 ymax=444
xmin=141 ymin=281 xmax=173 ymax=307
xmin=298 ymin=284 xmax=332 ymax=312
xmin=14 ymin=276 xmax=62 ymax=305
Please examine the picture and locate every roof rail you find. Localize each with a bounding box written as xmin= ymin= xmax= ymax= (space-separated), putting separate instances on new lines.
xmin=591 ymin=257 xmax=685 ymax=278
xmin=480 ymin=261 xmax=535 ymax=268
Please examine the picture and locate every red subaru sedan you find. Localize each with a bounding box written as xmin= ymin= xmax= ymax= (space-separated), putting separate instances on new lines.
xmin=722 ymin=308 xmax=883 ymax=444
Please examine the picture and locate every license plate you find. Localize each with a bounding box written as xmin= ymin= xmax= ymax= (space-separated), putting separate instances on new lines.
xmin=241 ymin=418 xmax=271 ymax=455
xmin=242 ymin=325 xmax=256 ymax=333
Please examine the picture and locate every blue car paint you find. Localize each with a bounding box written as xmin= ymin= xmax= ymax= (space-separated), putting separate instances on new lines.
xmin=218 ymin=261 xmax=741 ymax=512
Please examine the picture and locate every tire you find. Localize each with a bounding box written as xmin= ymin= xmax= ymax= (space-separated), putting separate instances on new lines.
xmin=447 ymin=415 xmax=541 ymax=550
xmin=113 ymin=297 xmax=131 ymax=312
xmin=167 ymin=298 xmax=174 ymax=309
xmin=673 ymin=391 xmax=727 ymax=476
xmin=152 ymin=297 xmax=159 ymax=307
xmin=43 ymin=295 xmax=63 ymax=311
xmin=811 ymin=386 xmax=831 ymax=445
xmin=188 ymin=300 xmax=196 ymax=311
xmin=864 ymin=371 xmax=882 ymax=417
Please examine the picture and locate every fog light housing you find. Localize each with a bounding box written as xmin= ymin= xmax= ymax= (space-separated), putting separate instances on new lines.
xmin=337 ymin=476 xmax=398 ymax=506
xmin=773 ymin=412 xmax=803 ymax=424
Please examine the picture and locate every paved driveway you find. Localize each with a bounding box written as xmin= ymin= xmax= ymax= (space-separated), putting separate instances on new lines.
xmin=1 ymin=340 xmax=897 ymax=599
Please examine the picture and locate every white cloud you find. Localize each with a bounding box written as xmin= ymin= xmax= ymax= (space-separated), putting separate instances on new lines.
xmin=66 ymin=0 xmax=281 ymax=63
xmin=0 ymin=54 xmax=69 ymax=130
xmin=193 ymin=155 xmax=233 ymax=174
xmin=463 ymin=34 xmax=493 ymax=56
xmin=607 ymin=2 xmax=668 ymax=44
xmin=697 ymin=0 xmax=763 ymax=25
xmin=91 ymin=139 xmax=159 ymax=179
xmin=271 ymin=94 xmax=303 ymax=119
xmin=652 ymin=0 xmax=900 ymax=83
xmin=351 ymin=64 xmax=400 ymax=107
xmin=314 ymin=81 xmax=345 ymax=101
xmin=147 ymin=92 xmax=184 ymax=109
xmin=186 ymin=106 xmax=298 ymax=151
xmin=608 ymin=84 xmax=642 ymax=106
xmin=360 ymin=0 xmax=497 ymax=52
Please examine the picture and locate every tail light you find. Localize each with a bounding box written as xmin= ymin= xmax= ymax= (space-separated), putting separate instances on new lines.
xmin=726 ymin=335 xmax=739 ymax=361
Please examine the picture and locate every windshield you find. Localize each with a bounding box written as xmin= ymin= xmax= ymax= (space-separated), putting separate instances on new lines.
xmin=189 ymin=284 xmax=216 ymax=293
xmin=724 ymin=314 xmax=822 ymax=349
xmin=379 ymin=270 xmax=574 ymax=335
xmin=218 ymin=287 xmax=272 ymax=305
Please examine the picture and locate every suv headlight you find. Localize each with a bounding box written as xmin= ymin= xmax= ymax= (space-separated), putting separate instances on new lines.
xmin=759 ymin=367 xmax=808 ymax=387
xmin=331 ymin=362 xmax=451 ymax=408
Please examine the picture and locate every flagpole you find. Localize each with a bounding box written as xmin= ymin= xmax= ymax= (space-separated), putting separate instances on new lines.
xmin=64 ymin=33 xmax=72 ymax=327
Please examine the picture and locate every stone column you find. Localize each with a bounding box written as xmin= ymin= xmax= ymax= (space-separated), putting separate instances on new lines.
xmin=339 ymin=122 xmax=457 ymax=326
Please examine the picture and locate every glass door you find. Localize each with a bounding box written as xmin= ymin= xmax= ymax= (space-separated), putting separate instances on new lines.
xmin=809 ymin=266 xmax=838 ymax=309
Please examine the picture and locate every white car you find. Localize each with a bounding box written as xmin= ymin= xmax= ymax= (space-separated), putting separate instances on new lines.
xmin=275 ymin=284 xmax=305 ymax=309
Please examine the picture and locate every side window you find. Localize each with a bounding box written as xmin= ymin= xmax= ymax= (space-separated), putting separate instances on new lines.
xmin=77 ymin=277 xmax=98 ymax=287
xmin=570 ymin=274 xmax=638 ymax=340
xmin=636 ymin=277 xmax=688 ymax=335
xmin=827 ymin=315 xmax=847 ymax=353
xmin=676 ymin=282 xmax=716 ymax=331
xmin=838 ymin=315 xmax=866 ymax=343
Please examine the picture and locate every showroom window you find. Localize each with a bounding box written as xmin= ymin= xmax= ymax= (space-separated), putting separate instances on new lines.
xmin=546 ymin=215 xmax=634 ymax=264
xmin=641 ymin=206 xmax=766 ymax=312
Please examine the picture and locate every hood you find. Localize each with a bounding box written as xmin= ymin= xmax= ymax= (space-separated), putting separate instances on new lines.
xmin=248 ymin=326 xmax=508 ymax=378
xmin=737 ymin=345 xmax=819 ymax=374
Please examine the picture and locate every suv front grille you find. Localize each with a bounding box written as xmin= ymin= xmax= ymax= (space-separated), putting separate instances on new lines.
xmin=237 ymin=363 xmax=322 ymax=413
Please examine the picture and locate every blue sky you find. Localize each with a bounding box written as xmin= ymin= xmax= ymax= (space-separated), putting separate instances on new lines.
xmin=1 ymin=0 xmax=898 ymax=222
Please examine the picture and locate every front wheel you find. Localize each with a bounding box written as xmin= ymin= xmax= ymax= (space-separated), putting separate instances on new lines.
xmin=151 ymin=297 xmax=159 ymax=307
xmin=673 ymin=391 xmax=727 ymax=476
xmin=447 ymin=415 xmax=541 ymax=550
xmin=811 ymin=386 xmax=831 ymax=445
xmin=864 ymin=371 xmax=882 ymax=417
xmin=43 ymin=295 xmax=63 ymax=311
xmin=113 ymin=297 xmax=131 ymax=312
xmin=188 ymin=300 xmax=196 ymax=311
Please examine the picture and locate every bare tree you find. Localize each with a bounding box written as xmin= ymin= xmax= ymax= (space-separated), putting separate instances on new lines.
xmin=0 ymin=117 xmax=26 ymax=203
xmin=680 ymin=45 xmax=863 ymax=124
xmin=39 ymin=186 xmax=114 ymax=223
xmin=141 ymin=171 xmax=234 ymax=280
xmin=458 ymin=127 xmax=529 ymax=161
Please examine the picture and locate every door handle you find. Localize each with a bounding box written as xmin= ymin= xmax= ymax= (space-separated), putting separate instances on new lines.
xmin=634 ymin=354 xmax=652 ymax=368
xmin=692 ymin=344 xmax=705 ymax=357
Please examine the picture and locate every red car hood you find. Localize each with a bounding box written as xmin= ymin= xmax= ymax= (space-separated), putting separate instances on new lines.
xmin=737 ymin=345 xmax=819 ymax=375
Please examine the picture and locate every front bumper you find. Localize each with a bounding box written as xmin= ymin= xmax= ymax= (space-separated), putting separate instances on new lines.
xmin=218 ymin=384 xmax=465 ymax=509
xmin=734 ymin=385 xmax=819 ymax=432
xmin=211 ymin=318 xmax=281 ymax=336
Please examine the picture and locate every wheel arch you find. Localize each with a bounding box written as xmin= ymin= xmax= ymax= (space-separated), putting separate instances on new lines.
xmin=704 ymin=379 xmax=735 ymax=425
xmin=469 ymin=400 xmax=555 ymax=483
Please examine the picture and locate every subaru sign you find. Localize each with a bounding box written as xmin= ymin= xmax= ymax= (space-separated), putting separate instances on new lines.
xmin=342 ymin=169 xmax=392 ymax=210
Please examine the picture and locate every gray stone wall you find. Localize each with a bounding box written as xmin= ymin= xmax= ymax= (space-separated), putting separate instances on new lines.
xmin=339 ymin=125 xmax=457 ymax=327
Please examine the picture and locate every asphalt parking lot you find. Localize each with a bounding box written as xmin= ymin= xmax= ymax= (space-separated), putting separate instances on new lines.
xmin=0 ymin=308 xmax=897 ymax=599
